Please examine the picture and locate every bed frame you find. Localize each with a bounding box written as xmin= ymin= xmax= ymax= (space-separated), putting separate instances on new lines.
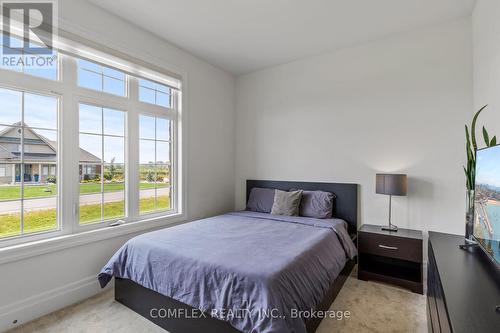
xmin=115 ymin=179 xmax=359 ymax=333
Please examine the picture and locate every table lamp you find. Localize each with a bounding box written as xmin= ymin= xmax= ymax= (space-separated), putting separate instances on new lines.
xmin=376 ymin=173 xmax=407 ymax=232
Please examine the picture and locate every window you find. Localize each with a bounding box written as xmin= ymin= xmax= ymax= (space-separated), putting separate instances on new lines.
xmin=139 ymin=115 xmax=172 ymax=214
xmin=0 ymin=33 xmax=181 ymax=245
xmin=0 ymin=87 xmax=59 ymax=238
xmin=139 ymin=79 xmax=171 ymax=108
xmin=77 ymin=59 xmax=126 ymax=96
xmin=0 ymin=33 xmax=58 ymax=80
xmin=79 ymin=103 xmax=125 ymax=224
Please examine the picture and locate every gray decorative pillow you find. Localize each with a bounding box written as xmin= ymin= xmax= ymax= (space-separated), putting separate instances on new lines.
xmin=246 ymin=187 xmax=275 ymax=213
xmin=298 ymin=190 xmax=335 ymax=219
xmin=271 ymin=190 xmax=303 ymax=216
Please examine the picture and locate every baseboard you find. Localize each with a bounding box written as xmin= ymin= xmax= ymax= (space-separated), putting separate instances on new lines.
xmin=0 ymin=275 xmax=111 ymax=332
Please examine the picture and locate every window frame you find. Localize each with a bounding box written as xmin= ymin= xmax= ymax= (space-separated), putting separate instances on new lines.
xmin=0 ymin=83 xmax=63 ymax=244
xmin=138 ymin=113 xmax=174 ymax=216
xmin=76 ymin=58 xmax=128 ymax=97
xmin=0 ymin=35 xmax=183 ymax=248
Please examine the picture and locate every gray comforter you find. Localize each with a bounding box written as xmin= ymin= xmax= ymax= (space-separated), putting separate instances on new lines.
xmin=98 ymin=211 xmax=357 ymax=333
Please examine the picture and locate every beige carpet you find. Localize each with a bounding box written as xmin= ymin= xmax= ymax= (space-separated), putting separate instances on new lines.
xmin=8 ymin=269 xmax=426 ymax=333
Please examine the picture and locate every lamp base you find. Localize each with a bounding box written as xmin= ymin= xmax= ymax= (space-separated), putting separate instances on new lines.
xmin=381 ymin=224 xmax=398 ymax=232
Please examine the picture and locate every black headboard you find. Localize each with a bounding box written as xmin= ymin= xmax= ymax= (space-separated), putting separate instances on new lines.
xmin=246 ymin=179 xmax=359 ymax=235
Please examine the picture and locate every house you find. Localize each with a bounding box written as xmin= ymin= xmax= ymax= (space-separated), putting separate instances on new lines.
xmin=0 ymin=122 xmax=101 ymax=184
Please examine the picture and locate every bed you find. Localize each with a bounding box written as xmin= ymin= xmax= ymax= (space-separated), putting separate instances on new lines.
xmin=98 ymin=180 xmax=359 ymax=333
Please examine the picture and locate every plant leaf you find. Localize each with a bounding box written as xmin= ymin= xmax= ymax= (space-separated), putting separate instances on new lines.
xmin=471 ymin=105 xmax=488 ymax=150
xmin=483 ymin=126 xmax=490 ymax=147
xmin=491 ymin=136 xmax=497 ymax=146
xmin=465 ymin=125 xmax=471 ymax=148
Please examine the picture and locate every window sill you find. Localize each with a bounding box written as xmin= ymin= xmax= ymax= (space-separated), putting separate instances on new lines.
xmin=0 ymin=212 xmax=186 ymax=265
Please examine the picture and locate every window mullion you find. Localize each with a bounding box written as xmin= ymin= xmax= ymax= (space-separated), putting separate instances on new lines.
xmin=127 ymin=76 xmax=139 ymax=219
xmin=20 ymin=93 xmax=25 ymax=235
xmin=60 ymin=55 xmax=78 ymax=235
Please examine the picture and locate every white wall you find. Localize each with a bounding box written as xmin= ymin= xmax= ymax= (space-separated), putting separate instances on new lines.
xmin=473 ymin=0 xmax=500 ymax=135
xmin=235 ymin=18 xmax=472 ymax=235
xmin=0 ymin=0 xmax=235 ymax=330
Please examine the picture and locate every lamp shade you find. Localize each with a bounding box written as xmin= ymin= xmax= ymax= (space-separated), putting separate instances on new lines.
xmin=376 ymin=174 xmax=407 ymax=196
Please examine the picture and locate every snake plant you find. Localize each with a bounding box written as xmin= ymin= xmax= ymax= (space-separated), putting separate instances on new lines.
xmin=464 ymin=105 xmax=496 ymax=192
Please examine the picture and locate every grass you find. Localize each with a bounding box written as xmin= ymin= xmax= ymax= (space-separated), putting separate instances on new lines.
xmin=0 ymin=182 xmax=169 ymax=200
xmin=0 ymin=196 xmax=170 ymax=238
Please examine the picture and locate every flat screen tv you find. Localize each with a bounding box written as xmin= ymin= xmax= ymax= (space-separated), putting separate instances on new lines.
xmin=474 ymin=145 xmax=500 ymax=265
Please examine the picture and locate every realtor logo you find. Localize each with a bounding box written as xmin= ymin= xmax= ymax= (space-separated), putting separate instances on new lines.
xmin=2 ymin=1 xmax=53 ymax=54
xmin=1 ymin=1 xmax=57 ymax=69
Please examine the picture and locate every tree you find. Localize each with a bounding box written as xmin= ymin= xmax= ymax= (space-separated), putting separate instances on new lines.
xmin=109 ymin=157 xmax=117 ymax=179
xmin=146 ymin=169 xmax=154 ymax=182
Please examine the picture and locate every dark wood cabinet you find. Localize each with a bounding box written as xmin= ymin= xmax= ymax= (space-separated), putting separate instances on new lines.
xmin=427 ymin=232 xmax=500 ymax=333
xmin=358 ymin=224 xmax=423 ymax=294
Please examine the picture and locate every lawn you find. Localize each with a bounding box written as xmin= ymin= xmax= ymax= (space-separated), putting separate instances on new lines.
xmin=0 ymin=195 xmax=170 ymax=238
xmin=0 ymin=182 xmax=169 ymax=200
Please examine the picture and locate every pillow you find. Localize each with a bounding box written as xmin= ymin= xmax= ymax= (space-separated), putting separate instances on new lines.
xmin=246 ymin=187 xmax=275 ymax=213
xmin=271 ymin=190 xmax=303 ymax=216
xmin=298 ymin=190 xmax=335 ymax=219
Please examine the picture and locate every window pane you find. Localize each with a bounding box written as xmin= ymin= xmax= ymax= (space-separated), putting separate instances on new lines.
xmin=24 ymin=66 xmax=58 ymax=81
xmin=0 ymin=88 xmax=22 ymax=125
xmin=103 ymin=67 xmax=125 ymax=80
xmin=157 ymin=187 xmax=170 ymax=210
xmin=24 ymin=127 xmax=57 ymax=184
xmin=156 ymin=118 xmax=170 ymax=141
xmin=138 ymin=79 xmax=156 ymax=89
xmin=138 ymin=78 xmax=171 ymax=107
xmin=33 ymin=128 xmax=57 ymax=142
xmin=140 ymin=140 xmax=155 ymax=164
xmin=156 ymin=141 xmax=170 ymax=164
xmin=104 ymin=136 xmax=124 ymax=164
xmin=139 ymin=188 xmax=156 ymax=214
xmin=79 ymin=164 xmax=101 ymax=194
xmin=80 ymin=134 xmax=102 ymax=162
xmin=24 ymin=197 xmax=57 ymax=234
xmin=156 ymin=165 xmax=170 ymax=185
xmin=78 ymin=59 xmax=101 ymax=73
xmin=79 ymin=102 xmax=126 ymax=224
xmin=79 ymin=194 xmax=102 ymax=224
xmin=139 ymin=86 xmax=155 ymax=104
xmin=104 ymin=164 xmax=124 ymax=191
xmin=157 ymin=84 xmax=169 ymax=94
xmin=24 ymin=93 xmax=58 ymax=129
xmin=103 ymin=108 xmax=124 ymax=136
xmin=139 ymin=115 xmax=155 ymax=140
xmin=103 ymin=76 xmax=125 ymax=96
xmin=78 ymin=59 xmax=126 ymax=96
xmin=0 ymin=200 xmax=21 ymax=238
xmin=78 ymin=69 xmax=101 ymax=91
xmin=79 ymin=104 xmax=102 ymax=135
xmin=0 ymin=126 xmax=22 ymax=162
xmin=156 ymin=92 xmax=170 ymax=108
xmin=0 ymin=165 xmax=20 ymax=200
xmin=103 ymin=191 xmax=124 ymax=220
xmin=139 ymin=164 xmax=155 ymax=184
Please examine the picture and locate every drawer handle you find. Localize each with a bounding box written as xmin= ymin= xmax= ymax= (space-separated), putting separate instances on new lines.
xmin=378 ymin=244 xmax=398 ymax=250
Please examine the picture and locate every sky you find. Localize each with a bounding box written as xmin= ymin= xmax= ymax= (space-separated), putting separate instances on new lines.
xmin=475 ymin=145 xmax=500 ymax=188
xmin=0 ymin=84 xmax=170 ymax=165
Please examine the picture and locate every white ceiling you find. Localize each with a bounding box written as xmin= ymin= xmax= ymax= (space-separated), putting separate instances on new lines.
xmin=88 ymin=0 xmax=475 ymax=75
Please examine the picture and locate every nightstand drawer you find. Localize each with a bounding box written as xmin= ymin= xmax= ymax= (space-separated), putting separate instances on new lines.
xmin=359 ymin=232 xmax=422 ymax=262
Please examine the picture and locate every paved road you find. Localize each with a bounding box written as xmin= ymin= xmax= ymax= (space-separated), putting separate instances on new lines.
xmin=0 ymin=187 xmax=169 ymax=214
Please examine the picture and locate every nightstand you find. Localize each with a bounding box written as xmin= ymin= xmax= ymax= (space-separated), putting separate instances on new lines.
xmin=357 ymin=224 xmax=423 ymax=294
